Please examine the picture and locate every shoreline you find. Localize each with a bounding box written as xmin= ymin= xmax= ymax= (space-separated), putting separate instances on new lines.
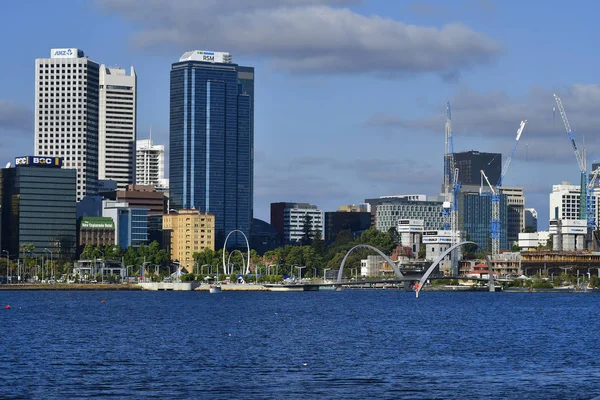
xmin=0 ymin=284 xmax=142 ymax=290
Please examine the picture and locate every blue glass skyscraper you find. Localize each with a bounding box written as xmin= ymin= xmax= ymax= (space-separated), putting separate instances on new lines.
xmin=170 ymin=50 xmax=253 ymax=248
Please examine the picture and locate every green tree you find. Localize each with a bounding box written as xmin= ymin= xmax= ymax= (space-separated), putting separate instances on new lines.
xmin=357 ymin=228 xmax=394 ymax=253
xmin=388 ymin=227 xmax=400 ymax=246
xmin=300 ymin=214 xmax=314 ymax=246
xmin=334 ymin=230 xmax=354 ymax=246
xmin=311 ymin=230 xmax=326 ymax=254
xmin=285 ymin=246 xmax=304 ymax=268
xmin=80 ymin=244 xmax=96 ymax=260
xmin=523 ymin=226 xmax=536 ymax=233
xmin=511 ymin=244 xmax=520 ymax=252
xmin=124 ymin=246 xmax=137 ymax=267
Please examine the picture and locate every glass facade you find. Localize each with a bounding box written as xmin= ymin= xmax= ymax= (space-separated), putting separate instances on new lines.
xmin=0 ymin=165 xmax=77 ymax=259
xmin=131 ymin=209 xmax=149 ymax=247
xmin=454 ymin=151 xmax=502 ymax=186
xmin=170 ymin=59 xmax=253 ymax=248
xmin=460 ymin=192 xmax=508 ymax=252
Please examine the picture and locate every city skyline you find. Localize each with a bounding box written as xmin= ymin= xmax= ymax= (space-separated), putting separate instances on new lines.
xmin=2 ymin=1 xmax=600 ymax=230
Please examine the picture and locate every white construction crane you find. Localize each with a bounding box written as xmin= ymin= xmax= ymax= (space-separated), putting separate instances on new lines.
xmin=481 ymin=120 xmax=527 ymax=257
xmin=443 ymin=102 xmax=454 ymax=231
xmin=553 ymin=94 xmax=593 ymax=231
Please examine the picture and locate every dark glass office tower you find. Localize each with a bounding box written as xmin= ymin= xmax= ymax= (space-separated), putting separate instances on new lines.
xmin=0 ymin=157 xmax=77 ymax=260
xmin=453 ymin=151 xmax=501 ymax=186
xmin=170 ymin=51 xmax=253 ymax=248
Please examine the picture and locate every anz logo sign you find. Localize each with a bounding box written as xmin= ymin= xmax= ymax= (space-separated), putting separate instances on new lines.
xmin=51 ymin=48 xmax=77 ymax=58
xmin=54 ymin=49 xmax=72 ymax=56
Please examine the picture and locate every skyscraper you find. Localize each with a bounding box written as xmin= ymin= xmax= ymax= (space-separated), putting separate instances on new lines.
xmin=35 ymin=48 xmax=99 ymax=201
xmin=136 ymin=138 xmax=166 ymax=189
xmin=453 ymin=151 xmax=502 ymax=186
xmin=169 ymin=50 xmax=253 ymax=248
xmin=99 ymin=65 xmax=137 ymax=190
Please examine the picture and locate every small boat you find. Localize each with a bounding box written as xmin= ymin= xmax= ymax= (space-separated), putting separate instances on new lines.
xmin=209 ymin=283 xmax=222 ymax=294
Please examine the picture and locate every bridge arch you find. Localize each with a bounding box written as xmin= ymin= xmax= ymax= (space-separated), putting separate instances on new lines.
xmin=223 ymin=230 xmax=250 ymax=275
xmin=336 ymin=244 xmax=404 ymax=283
xmin=415 ymin=241 xmax=493 ymax=298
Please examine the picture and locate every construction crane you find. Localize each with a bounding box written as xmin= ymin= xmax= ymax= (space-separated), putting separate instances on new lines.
xmin=553 ymin=94 xmax=593 ymax=231
xmin=481 ymin=120 xmax=527 ymax=256
xmin=443 ymin=102 xmax=454 ymax=231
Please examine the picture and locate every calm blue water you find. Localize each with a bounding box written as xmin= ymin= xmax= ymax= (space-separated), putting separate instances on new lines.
xmin=1 ymin=290 xmax=599 ymax=399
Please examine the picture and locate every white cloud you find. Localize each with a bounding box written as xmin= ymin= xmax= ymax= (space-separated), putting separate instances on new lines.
xmin=96 ymin=0 xmax=500 ymax=77
xmin=365 ymin=84 xmax=600 ymax=163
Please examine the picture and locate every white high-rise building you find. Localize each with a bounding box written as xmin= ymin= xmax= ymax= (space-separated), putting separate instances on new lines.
xmin=99 ymin=65 xmax=136 ymax=190
xmin=35 ymin=48 xmax=99 ymax=200
xmin=272 ymin=202 xmax=323 ymax=244
xmin=549 ymin=182 xmax=600 ymax=229
xmin=136 ymin=138 xmax=166 ymax=189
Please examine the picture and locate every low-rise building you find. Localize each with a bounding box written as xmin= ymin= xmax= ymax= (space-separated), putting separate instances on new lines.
xmin=162 ymin=209 xmax=215 ymax=272
xmin=518 ymin=231 xmax=550 ymax=250
xmin=78 ymin=217 xmax=115 ymax=253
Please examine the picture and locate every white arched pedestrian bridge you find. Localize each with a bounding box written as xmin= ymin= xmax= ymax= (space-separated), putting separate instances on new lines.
xmin=335 ymin=242 xmax=494 ymax=298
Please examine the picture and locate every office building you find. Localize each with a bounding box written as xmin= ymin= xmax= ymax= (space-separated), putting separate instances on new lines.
xmin=162 ymin=209 xmax=215 ymax=272
xmin=169 ymin=50 xmax=253 ymax=248
xmin=547 ymin=182 xmax=600 ymax=227
xmin=0 ymin=156 xmax=76 ymax=259
xmin=524 ymin=208 xmax=538 ymax=231
xmin=454 ymin=151 xmax=501 ymax=186
xmin=102 ymin=200 xmax=148 ymax=249
xmin=324 ymin=210 xmax=371 ymax=242
xmin=35 ymin=48 xmax=100 ymax=201
xmin=367 ymin=196 xmax=444 ymax=233
xmin=136 ymin=138 xmax=167 ymax=190
xmin=365 ymin=195 xmax=427 ymax=228
xmin=116 ymin=185 xmax=166 ymax=215
xmin=500 ymin=187 xmax=525 ymax=247
xmin=270 ymin=202 xmax=323 ymax=244
xmin=459 ymin=192 xmax=508 ymax=252
xmin=99 ymin=65 xmax=137 ymax=190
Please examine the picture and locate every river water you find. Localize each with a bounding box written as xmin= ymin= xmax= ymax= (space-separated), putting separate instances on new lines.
xmin=1 ymin=290 xmax=599 ymax=399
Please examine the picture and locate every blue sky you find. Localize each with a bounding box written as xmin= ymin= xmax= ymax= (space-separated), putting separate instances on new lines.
xmin=1 ymin=0 xmax=599 ymax=229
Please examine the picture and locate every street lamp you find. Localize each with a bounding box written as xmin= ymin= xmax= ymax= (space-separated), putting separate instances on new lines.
xmin=3 ymin=251 xmax=10 ymax=284
xmin=44 ymin=249 xmax=53 ymax=281
xmin=26 ymin=250 xmax=36 ymax=282
xmin=323 ymin=268 xmax=331 ymax=282
xmin=201 ymin=264 xmax=211 ymax=276
xmin=311 ymin=267 xmax=317 ymax=279
xmin=295 ymin=266 xmax=306 ymax=281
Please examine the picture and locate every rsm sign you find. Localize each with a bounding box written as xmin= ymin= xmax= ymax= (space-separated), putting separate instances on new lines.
xmin=15 ymin=156 xmax=63 ymax=168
